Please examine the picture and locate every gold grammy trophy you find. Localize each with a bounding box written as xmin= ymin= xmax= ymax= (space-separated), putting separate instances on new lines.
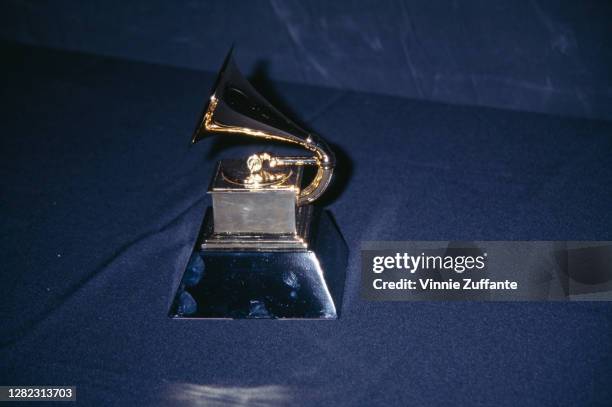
xmin=170 ymin=52 xmax=347 ymax=319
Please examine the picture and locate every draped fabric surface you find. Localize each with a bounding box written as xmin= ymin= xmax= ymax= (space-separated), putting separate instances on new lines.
xmin=1 ymin=1 xmax=612 ymax=120
xmin=1 ymin=2 xmax=612 ymax=405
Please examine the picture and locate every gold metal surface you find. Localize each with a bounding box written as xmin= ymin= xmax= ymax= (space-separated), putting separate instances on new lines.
xmin=192 ymin=54 xmax=336 ymax=205
xmin=211 ymin=159 xmax=300 ymax=192
xmin=176 ymin=53 xmax=345 ymax=319
xmin=201 ymin=95 xmax=333 ymax=205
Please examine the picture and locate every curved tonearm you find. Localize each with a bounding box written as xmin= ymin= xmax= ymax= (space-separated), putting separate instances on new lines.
xmin=191 ymin=52 xmax=335 ymax=205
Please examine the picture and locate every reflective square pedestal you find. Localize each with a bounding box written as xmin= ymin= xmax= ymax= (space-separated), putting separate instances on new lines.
xmin=169 ymin=208 xmax=347 ymax=319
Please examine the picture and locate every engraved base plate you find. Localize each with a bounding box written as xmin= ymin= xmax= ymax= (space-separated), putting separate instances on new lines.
xmin=169 ymin=210 xmax=347 ymax=319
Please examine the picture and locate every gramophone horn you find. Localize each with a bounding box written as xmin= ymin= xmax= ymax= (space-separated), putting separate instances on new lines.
xmin=192 ymin=51 xmax=335 ymax=205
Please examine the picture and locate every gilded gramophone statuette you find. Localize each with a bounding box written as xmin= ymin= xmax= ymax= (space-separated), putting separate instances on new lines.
xmin=169 ymin=52 xmax=347 ymax=319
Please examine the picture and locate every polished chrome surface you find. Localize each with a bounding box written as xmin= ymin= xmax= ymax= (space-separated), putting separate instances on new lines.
xmin=191 ymin=51 xmax=335 ymax=205
xmin=170 ymin=210 xmax=347 ymax=319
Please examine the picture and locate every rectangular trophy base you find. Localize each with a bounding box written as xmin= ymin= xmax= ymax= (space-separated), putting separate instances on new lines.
xmin=169 ymin=209 xmax=347 ymax=319
xmin=200 ymin=205 xmax=313 ymax=251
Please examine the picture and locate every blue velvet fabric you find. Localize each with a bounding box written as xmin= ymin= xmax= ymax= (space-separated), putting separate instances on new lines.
xmin=1 ymin=42 xmax=611 ymax=406
xmin=1 ymin=1 xmax=612 ymax=120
